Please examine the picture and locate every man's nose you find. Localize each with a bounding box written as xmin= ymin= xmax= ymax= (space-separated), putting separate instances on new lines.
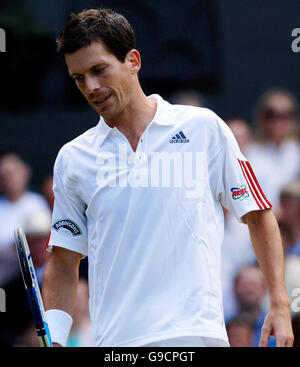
xmin=85 ymin=75 xmax=101 ymax=94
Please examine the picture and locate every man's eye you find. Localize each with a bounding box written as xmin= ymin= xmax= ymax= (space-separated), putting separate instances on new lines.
xmin=74 ymin=75 xmax=83 ymax=81
xmin=94 ymin=67 xmax=105 ymax=74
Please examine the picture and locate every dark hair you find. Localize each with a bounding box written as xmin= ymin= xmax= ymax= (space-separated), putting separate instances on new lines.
xmin=57 ymin=8 xmax=136 ymax=62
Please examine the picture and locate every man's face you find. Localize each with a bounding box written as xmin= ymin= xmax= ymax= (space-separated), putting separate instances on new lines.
xmin=279 ymin=194 xmax=300 ymax=227
xmin=227 ymin=119 xmax=252 ymax=155
xmin=261 ymin=94 xmax=296 ymax=144
xmin=65 ymin=41 xmax=139 ymax=120
xmin=0 ymin=154 xmax=29 ymax=198
xmin=234 ymin=266 xmax=266 ymax=308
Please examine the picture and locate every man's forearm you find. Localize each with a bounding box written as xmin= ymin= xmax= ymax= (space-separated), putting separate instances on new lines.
xmin=42 ymin=248 xmax=80 ymax=315
xmin=42 ymin=247 xmax=81 ymax=347
xmin=243 ymin=209 xmax=289 ymax=306
xmin=243 ymin=209 xmax=294 ymax=346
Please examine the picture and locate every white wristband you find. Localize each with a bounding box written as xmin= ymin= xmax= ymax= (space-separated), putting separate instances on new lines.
xmin=45 ymin=309 xmax=73 ymax=347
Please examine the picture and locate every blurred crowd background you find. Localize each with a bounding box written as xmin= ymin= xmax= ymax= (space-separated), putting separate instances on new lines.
xmin=0 ymin=0 xmax=299 ymax=347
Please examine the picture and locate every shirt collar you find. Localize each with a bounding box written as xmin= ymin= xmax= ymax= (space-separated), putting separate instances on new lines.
xmin=96 ymin=94 xmax=175 ymax=148
xmin=148 ymin=94 xmax=176 ymax=127
xmin=96 ymin=116 xmax=113 ymax=149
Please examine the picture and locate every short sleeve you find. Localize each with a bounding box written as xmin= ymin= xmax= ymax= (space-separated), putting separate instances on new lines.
xmin=211 ymin=120 xmax=272 ymax=222
xmin=46 ymin=152 xmax=88 ymax=257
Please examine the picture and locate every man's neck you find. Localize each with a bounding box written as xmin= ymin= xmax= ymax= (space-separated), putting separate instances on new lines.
xmin=104 ymin=87 xmax=157 ymax=151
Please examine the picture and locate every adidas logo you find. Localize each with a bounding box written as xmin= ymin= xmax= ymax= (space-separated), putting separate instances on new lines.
xmin=169 ymin=131 xmax=190 ymax=144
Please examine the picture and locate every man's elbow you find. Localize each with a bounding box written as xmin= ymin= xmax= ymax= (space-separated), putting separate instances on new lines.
xmin=242 ymin=208 xmax=273 ymax=226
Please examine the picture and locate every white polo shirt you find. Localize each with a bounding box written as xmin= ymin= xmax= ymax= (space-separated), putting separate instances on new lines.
xmin=47 ymin=94 xmax=271 ymax=347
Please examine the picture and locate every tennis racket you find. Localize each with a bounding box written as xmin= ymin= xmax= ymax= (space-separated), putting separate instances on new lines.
xmin=14 ymin=228 xmax=52 ymax=347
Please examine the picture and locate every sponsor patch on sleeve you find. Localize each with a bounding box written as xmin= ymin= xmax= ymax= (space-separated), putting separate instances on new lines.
xmin=52 ymin=219 xmax=82 ymax=236
xmin=231 ymin=185 xmax=249 ymax=201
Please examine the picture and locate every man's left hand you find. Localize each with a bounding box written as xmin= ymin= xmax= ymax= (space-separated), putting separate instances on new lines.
xmin=259 ymin=303 xmax=294 ymax=347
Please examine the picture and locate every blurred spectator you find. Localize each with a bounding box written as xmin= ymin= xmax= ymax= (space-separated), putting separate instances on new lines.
xmin=259 ymin=179 xmax=300 ymax=323
xmin=226 ymin=315 xmax=253 ymax=347
xmin=226 ymin=117 xmax=254 ymax=157
xmin=233 ymin=265 xmax=267 ymax=322
xmin=0 ymin=152 xmax=49 ymax=286
xmin=66 ymin=278 xmax=91 ymax=347
xmin=169 ymin=89 xmax=205 ymax=107
xmin=1 ymin=209 xmax=51 ymax=346
xmin=247 ymin=88 xmax=300 ymax=209
xmin=0 ymin=209 xmax=51 ymax=346
xmin=231 ymin=264 xmax=276 ymax=347
xmin=41 ymin=174 xmax=54 ymax=211
xmin=24 ymin=209 xmax=52 ymax=283
xmin=276 ymin=179 xmax=300 ymax=256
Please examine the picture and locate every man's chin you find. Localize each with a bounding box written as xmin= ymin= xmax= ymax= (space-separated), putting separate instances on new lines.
xmin=97 ymin=107 xmax=124 ymax=121
xmin=91 ymin=105 xmax=111 ymax=118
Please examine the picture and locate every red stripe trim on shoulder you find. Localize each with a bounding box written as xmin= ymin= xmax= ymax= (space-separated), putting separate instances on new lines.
xmin=237 ymin=159 xmax=263 ymax=209
xmin=245 ymin=161 xmax=272 ymax=208
xmin=241 ymin=160 xmax=267 ymax=209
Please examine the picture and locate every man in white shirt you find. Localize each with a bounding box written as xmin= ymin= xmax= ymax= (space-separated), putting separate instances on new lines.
xmin=42 ymin=8 xmax=293 ymax=347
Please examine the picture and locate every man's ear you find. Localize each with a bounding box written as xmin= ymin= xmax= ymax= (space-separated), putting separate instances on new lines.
xmin=126 ymin=49 xmax=141 ymax=74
